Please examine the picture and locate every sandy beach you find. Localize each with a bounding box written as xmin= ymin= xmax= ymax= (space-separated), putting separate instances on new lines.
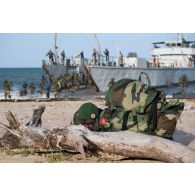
xmin=0 ymin=99 xmax=195 ymax=163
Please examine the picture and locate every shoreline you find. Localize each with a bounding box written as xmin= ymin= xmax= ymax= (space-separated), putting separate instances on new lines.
xmin=0 ymin=96 xmax=105 ymax=102
xmin=0 ymin=97 xmax=195 ymax=102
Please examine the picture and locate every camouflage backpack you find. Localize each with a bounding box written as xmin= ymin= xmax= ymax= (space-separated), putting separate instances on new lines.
xmin=100 ymin=72 xmax=184 ymax=139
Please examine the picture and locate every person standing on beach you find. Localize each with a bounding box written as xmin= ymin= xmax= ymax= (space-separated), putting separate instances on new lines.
xmin=108 ymin=78 xmax=115 ymax=88
xmin=3 ymin=80 xmax=12 ymax=100
xmin=84 ymin=74 xmax=89 ymax=88
xmin=23 ymin=82 xmax=28 ymax=96
xmin=41 ymin=74 xmax=47 ymax=85
xmin=44 ymin=80 xmax=51 ymax=98
xmin=52 ymin=79 xmax=61 ymax=98
xmin=29 ymin=82 xmax=36 ymax=95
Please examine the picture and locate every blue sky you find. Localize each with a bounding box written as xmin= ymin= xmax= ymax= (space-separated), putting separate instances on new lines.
xmin=0 ymin=33 xmax=195 ymax=68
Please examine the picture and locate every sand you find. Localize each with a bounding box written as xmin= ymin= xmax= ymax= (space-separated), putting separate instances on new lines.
xmin=0 ymin=99 xmax=195 ymax=163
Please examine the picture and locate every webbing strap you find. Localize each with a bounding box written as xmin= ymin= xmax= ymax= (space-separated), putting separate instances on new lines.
xmin=146 ymin=96 xmax=158 ymax=132
xmin=122 ymin=111 xmax=130 ymax=130
xmin=122 ymin=111 xmax=138 ymax=130
xmin=138 ymin=72 xmax=151 ymax=86
xmin=122 ymin=94 xmax=159 ymax=132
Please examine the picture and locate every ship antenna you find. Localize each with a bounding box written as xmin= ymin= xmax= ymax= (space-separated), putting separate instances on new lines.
xmin=53 ymin=33 xmax=59 ymax=63
xmin=178 ymin=33 xmax=184 ymax=43
xmin=92 ymin=34 xmax=102 ymax=65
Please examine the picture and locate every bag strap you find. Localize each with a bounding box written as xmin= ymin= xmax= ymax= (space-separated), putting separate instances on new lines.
xmin=138 ymin=72 xmax=151 ymax=87
xmin=146 ymin=95 xmax=158 ymax=132
xmin=122 ymin=110 xmax=138 ymax=130
xmin=122 ymin=111 xmax=130 ymax=130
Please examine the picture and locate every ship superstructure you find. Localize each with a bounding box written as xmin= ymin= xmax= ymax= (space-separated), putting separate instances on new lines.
xmin=151 ymin=34 xmax=195 ymax=68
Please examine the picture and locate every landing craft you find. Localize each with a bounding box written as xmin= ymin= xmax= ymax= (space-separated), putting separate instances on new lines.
xmin=42 ymin=33 xmax=195 ymax=92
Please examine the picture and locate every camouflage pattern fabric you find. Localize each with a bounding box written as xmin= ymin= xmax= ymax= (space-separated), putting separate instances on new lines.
xmin=72 ymin=75 xmax=184 ymax=139
xmin=100 ymin=99 xmax=184 ymax=138
xmin=155 ymin=100 xmax=184 ymax=138
xmin=99 ymin=109 xmax=152 ymax=133
xmin=105 ymin=79 xmax=158 ymax=113
xmin=4 ymin=90 xmax=11 ymax=99
xmin=102 ymin=76 xmax=184 ymax=138
xmin=3 ymin=81 xmax=12 ymax=99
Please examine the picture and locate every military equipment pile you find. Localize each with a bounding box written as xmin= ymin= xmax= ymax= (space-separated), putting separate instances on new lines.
xmin=73 ymin=74 xmax=184 ymax=140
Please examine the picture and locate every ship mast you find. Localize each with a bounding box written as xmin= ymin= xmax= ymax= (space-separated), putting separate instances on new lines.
xmin=92 ymin=34 xmax=102 ymax=65
xmin=178 ymin=33 xmax=184 ymax=43
xmin=53 ymin=33 xmax=58 ymax=63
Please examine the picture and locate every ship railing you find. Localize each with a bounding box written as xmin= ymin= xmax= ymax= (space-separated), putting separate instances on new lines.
xmin=43 ymin=55 xmax=127 ymax=67
xmin=42 ymin=57 xmax=79 ymax=66
xmin=89 ymin=55 xmax=123 ymax=67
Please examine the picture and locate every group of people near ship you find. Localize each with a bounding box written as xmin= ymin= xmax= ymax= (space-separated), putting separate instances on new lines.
xmin=46 ymin=50 xmax=66 ymax=65
xmin=2 ymin=72 xmax=92 ymax=100
xmin=40 ymin=72 xmax=92 ymax=98
xmin=46 ymin=48 xmax=124 ymax=66
xmin=2 ymin=80 xmax=36 ymax=99
xmin=91 ymin=48 xmax=124 ymax=66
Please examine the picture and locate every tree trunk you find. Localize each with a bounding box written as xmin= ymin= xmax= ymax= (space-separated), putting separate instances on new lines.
xmin=0 ymin=109 xmax=195 ymax=162
xmin=26 ymin=105 xmax=45 ymax=127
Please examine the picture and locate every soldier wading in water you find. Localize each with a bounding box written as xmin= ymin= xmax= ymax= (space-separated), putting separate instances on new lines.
xmin=3 ymin=80 xmax=12 ymax=100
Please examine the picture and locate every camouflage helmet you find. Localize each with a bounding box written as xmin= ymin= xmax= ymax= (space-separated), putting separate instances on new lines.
xmin=73 ymin=102 xmax=99 ymax=125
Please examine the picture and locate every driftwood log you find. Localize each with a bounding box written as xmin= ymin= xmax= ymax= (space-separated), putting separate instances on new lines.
xmin=0 ymin=106 xmax=195 ymax=162
xmin=26 ymin=105 xmax=45 ymax=127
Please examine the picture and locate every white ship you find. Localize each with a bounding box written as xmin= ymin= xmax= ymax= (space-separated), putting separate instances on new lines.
xmin=151 ymin=33 xmax=195 ymax=68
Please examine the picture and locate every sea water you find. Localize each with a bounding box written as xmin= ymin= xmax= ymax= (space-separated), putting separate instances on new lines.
xmin=0 ymin=68 xmax=44 ymax=99
xmin=0 ymin=67 xmax=95 ymax=99
xmin=0 ymin=68 xmax=195 ymax=99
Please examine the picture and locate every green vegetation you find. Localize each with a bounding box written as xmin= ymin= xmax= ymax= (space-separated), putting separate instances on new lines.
xmin=45 ymin=152 xmax=69 ymax=163
xmin=5 ymin=148 xmax=36 ymax=157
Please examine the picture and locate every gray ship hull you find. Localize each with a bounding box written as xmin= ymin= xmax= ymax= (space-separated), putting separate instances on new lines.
xmin=43 ymin=65 xmax=78 ymax=78
xmin=42 ymin=64 xmax=195 ymax=92
xmin=89 ymin=66 xmax=195 ymax=92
